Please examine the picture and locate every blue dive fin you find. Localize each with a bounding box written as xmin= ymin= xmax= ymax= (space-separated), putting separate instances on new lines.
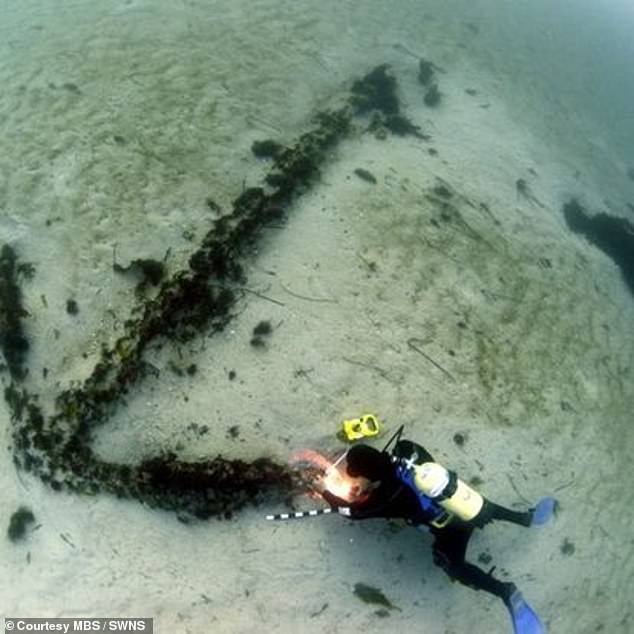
xmin=531 ymin=497 xmax=557 ymax=526
xmin=506 ymin=589 xmax=545 ymax=634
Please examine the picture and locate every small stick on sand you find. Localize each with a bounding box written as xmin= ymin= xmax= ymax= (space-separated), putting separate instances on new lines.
xmin=279 ymin=281 xmax=337 ymax=303
xmin=506 ymin=474 xmax=533 ymax=506
xmin=211 ymin=284 xmax=286 ymax=307
xmin=342 ymin=357 xmax=395 ymax=383
xmin=239 ymin=286 xmax=286 ymax=307
xmin=407 ymin=338 xmax=456 ymax=383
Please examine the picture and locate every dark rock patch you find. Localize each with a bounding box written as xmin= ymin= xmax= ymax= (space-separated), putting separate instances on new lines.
xmin=563 ymin=199 xmax=634 ymax=296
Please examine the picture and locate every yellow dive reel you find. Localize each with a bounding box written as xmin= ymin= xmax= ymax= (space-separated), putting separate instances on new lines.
xmin=341 ymin=414 xmax=381 ymax=441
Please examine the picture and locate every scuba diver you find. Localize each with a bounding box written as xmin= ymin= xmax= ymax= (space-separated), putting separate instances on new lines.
xmin=315 ymin=429 xmax=557 ymax=634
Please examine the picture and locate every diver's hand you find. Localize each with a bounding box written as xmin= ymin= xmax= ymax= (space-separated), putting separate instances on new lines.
xmin=313 ymin=476 xmax=327 ymax=494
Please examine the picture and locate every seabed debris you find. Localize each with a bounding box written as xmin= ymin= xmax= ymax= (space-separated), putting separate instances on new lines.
xmin=1 ymin=65 xmax=428 ymax=521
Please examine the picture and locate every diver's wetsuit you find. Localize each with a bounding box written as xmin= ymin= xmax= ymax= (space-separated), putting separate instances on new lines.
xmin=322 ymin=442 xmax=532 ymax=603
xmin=322 ymin=460 xmax=427 ymax=522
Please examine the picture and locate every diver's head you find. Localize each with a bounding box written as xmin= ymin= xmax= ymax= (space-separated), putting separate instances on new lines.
xmin=345 ymin=444 xmax=392 ymax=481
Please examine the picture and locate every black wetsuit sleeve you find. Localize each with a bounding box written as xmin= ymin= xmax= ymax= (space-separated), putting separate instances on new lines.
xmin=320 ymin=489 xmax=384 ymax=518
xmin=322 ymin=480 xmax=422 ymax=521
xmin=321 ymin=490 xmax=350 ymax=509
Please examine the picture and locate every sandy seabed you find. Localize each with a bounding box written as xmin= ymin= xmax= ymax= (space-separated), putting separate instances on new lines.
xmin=1 ymin=1 xmax=633 ymax=633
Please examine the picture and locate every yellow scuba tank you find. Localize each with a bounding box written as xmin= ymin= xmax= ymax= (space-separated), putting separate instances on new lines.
xmin=412 ymin=462 xmax=484 ymax=522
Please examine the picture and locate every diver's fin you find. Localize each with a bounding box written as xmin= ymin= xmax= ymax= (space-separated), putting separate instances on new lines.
xmin=506 ymin=589 xmax=546 ymax=634
xmin=530 ymin=497 xmax=557 ymax=526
